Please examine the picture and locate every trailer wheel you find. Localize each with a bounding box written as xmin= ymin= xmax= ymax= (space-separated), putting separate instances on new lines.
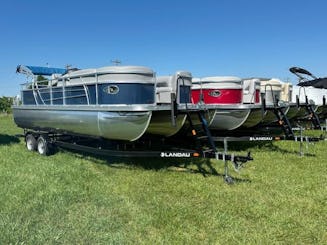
xmin=37 ymin=135 xmax=51 ymax=156
xmin=25 ymin=134 xmax=37 ymax=151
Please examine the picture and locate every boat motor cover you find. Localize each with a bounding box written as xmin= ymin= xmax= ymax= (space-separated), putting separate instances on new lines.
xmin=16 ymin=65 xmax=67 ymax=76
xmin=298 ymin=77 xmax=327 ymax=89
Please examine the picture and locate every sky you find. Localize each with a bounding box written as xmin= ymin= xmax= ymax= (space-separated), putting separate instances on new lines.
xmin=0 ymin=0 xmax=327 ymax=96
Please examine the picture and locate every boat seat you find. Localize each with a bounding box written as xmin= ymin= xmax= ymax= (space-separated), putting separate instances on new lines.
xmin=155 ymin=76 xmax=174 ymax=103
xmin=243 ymin=78 xmax=260 ymax=104
xmin=156 ymin=72 xmax=192 ymax=104
xmin=156 ymin=86 xmax=173 ymax=103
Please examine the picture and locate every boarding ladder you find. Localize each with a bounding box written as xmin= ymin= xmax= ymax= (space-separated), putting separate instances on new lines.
xmin=170 ymin=89 xmax=216 ymax=154
xmin=300 ymin=95 xmax=321 ymax=130
xmin=261 ymin=91 xmax=295 ymax=139
xmin=184 ymin=110 xmax=252 ymax=183
xmin=185 ymin=110 xmax=217 ymax=155
xmin=272 ymin=103 xmax=295 ymax=139
xmin=170 ymin=89 xmax=252 ymax=183
xmin=289 ymin=67 xmax=321 ymax=130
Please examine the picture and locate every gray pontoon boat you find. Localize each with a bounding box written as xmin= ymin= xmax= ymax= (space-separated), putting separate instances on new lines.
xmin=13 ymin=65 xmax=200 ymax=141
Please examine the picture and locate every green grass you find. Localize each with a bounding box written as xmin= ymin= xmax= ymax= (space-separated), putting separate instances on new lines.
xmin=0 ymin=114 xmax=327 ymax=244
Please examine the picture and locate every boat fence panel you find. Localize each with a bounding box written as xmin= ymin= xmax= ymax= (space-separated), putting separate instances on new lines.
xmin=65 ymin=86 xmax=88 ymax=105
xmin=98 ymin=83 xmax=155 ymax=104
xmin=21 ymin=82 xmax=156 ymax=106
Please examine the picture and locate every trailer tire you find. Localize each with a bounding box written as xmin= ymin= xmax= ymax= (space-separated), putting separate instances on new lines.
xmin=25 ymin=134 xmax=37 ymax=151
xmin=37 ymin=135 xmax=51 ymax=156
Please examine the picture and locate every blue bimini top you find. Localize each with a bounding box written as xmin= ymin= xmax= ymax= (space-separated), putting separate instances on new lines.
xmin=16 ymin=65 xmax=67 ymax=76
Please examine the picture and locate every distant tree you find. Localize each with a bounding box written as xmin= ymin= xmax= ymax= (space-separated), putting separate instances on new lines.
xmin=27 ymin=75 xmax=49 ymax=89
xmin=37 ymin=75 xmax=47 ymax=81
xmin=0 ymin=96 xmax=14 ymax=113
xmin=36 ymin=75 xmax=49 ymax=86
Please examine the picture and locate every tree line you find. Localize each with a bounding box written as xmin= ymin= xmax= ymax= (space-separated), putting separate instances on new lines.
xmin=1 ymin=76 xmax=46 ymax=113
xmin=0 ymin=96 xmax=14 ymax=113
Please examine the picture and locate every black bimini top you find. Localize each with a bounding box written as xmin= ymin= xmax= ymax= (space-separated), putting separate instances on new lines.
xmin=289 ymin=66 xmax=327 ymax=89
xmin=298 ymin=77 xmax=327 ymax=89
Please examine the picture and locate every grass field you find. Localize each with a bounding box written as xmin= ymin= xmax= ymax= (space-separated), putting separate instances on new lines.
xmin=0 ymin=114 xmax=326 ymax=244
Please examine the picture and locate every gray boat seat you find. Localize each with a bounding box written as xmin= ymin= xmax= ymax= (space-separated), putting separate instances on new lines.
xmin=156 ymin=76 xmax=174 ymax=103
xmin=156 ymin=71 xmax=192 ymax=104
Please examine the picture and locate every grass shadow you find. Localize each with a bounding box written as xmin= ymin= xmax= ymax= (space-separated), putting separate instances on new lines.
xmin=215 ymin=141 xmax=271 ymax=151
xmin=265 ymin=143 xmax=317 ymax=157
xmin=215 ymin=140 xmax=317 ymax=157
xmin=0 ymin=134 xmax=20 ymax=145
xmin=59 ymin=148 xmax=251 ymax=182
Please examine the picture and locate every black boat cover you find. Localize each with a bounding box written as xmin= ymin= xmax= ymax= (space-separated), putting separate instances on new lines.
xmin=298 ymin=77 xmax=327 ymax=89
xmin=290 ymin=66 xmax=327 ymax=88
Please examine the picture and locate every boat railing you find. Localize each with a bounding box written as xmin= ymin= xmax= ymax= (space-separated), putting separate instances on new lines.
xmin=39 ymin=94 xmax=86 ymax=104
xmin=296 ymin=86 xmax=308 ymax=106
xmin=264 ymin=84 xmax=278 ymax=107
xmin=21 ymin=77 xmax=90 ymax=106
xmin=20 ymin=73 xmax=159 ymax=107
xmin=34 ymin=80 xmax=44 ymax=105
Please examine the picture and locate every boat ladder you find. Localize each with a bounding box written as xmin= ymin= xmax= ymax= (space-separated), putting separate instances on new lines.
xmin=261 ymin=92 xmax=295 ymax=139
xmin=303 ymin=96 xmax=321 ymax=129
xmin=272 ymin=104 xmax=295 ymax=139
xmin=185 ymin=110 xmax=216 ymax=155
xmin=185 ymin=111 xmax=252 ymax=184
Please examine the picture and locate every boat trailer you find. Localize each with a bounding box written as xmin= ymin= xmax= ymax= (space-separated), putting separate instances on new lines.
xmin=21 ymin=110 xmax=253 ymax=185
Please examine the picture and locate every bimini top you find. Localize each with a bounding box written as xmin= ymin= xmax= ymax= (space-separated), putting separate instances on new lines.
xmin=289 ymin=66 xmax=327 ymax=89
xmin=298 ymin=77 xmax=327 ymax=89
xmin=16 ymin=65 xmax=67 ymax=76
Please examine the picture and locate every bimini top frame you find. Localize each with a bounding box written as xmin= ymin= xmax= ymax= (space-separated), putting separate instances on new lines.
xmin=16 ymin=65 xmax=67 ymax=77
xmin=290 ymin=66 xmax=327 ymax=89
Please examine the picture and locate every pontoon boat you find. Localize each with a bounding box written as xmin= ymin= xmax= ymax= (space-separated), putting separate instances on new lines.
xmin=191 ymin=76 xmax=262 ymax=130
xmin=13 ymin=65 xmax=200 ymax=141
